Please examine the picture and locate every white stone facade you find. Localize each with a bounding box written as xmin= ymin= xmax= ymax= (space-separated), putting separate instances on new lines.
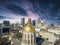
xmin=21 ymin=32 xmax=37 ymax=45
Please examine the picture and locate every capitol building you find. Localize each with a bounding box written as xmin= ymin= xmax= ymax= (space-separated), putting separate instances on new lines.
xmin=21 ymin=18 xmax=37 ymax=45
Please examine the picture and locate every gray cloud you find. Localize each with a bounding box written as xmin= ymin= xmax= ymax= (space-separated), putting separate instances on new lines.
xmin=5 ymin=4 xmax=27 ymax=16
xmin=0 ymin=0 xmax=60 ymax=24
xmin=0 ymin=16 xmax=6 ymax=19
xmin=0 ymin=15 xmax=14 ymax=19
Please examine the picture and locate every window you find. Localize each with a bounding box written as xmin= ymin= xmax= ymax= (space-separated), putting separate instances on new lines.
xmin=28 ymin=40 xmax=30 ymax=43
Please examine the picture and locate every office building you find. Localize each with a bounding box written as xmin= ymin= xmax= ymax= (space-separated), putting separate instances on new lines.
xmin=36 ymin=18 xmax=42 ymax=28
xmin=3 ymin=21 xmax=10 ymax=27
xmin=37 ymin=18 xmax=41 ymax=24
xmin=2 ymin=28 xmax=10 ymax=33
xmin=32 ymin=20 xmax=36 ymax=26
xmin=21 ymin=18 xmax=25 ymax=27
xmin=0 ymin=28 xmax=1 ymax=34
xmin=27 ymin=18 xmax=31 ymax=24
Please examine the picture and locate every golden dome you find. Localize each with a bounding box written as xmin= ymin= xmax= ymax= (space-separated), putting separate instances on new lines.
xmin=23 ymin=21 xmax=35 ymax=32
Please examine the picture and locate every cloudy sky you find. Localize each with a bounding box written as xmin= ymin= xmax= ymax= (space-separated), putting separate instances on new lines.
xmin=0 ymin=0 xmax=60 ymax=24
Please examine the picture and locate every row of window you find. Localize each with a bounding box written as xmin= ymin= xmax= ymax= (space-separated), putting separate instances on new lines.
xmin=23 ymin=34 xmax=35 ymax=39
xmin=22 ymin=39 xmax=35 ymax=44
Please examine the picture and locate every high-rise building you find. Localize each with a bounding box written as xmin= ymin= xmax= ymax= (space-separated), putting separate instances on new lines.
xmin=32 ymin=20 xmax=36 ymax=26
xmin=0 ymin=24 xmax=2 ymax=27
xmin=0 ymin=28 xmax=1 ymax=34
xmin=2 ymin=28 xmax=10 ymax=33
xmin=27 ymin=18 xmax=31 ymax=24
xmin=21 ymin=18 xmax=25 ymax=27
xmin=3 ymin=21 xmax=10 ymax=27
xmin=37 ymin=18 xmax=41 ymax=24
xmin=51 ymin=24 xmax=54 ymax=27
xmin=0 ymin=27 xmax=10 ymax=34
xmin=36 ymin=18 xmax=42 ymax=28
xmin=21 ymin=18 xmax=37 ymax=45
